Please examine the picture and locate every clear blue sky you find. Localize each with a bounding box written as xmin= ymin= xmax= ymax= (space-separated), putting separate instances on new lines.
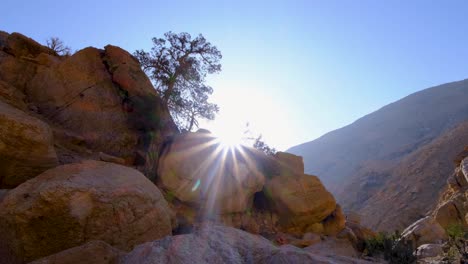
xmin=3 ymin=0 xmax=468 ymax=150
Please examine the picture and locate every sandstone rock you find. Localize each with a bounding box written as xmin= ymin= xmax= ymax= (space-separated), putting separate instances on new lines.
xmin=27 ymin=47 xmax=138 ymax=157
xmin=119 ymin=224 xmax=276 ymax=264
xmin=401 ymin=216 xmax=447 ymax=247
xmin=275 ymin=152 xmax=304 ymax=174
xmin=0 ymin=100 xmax=58 ymax=188
xmin=25 ymin=46 xmax=176 ymax=179
xmin=0 ymin=80 xmax=27 ymax=110
xmin=29 ymin=241 xmax=124 ymax=264
xmin=416 ymin=244 xmax=444 ymax=259
xmin=264 ymin=172 xmax=336 ymax=234
xmin=322 ymin=204 xmax=346 ymax=235
xmin=0 ymin=49 xmax=38 ymax=92
xmin=3 ymin=32 xmax=53 ymax=58
xmin=435 ymin=195 xmax=466 ymax=228
xmin=158 ymin=132 xmax=265 ymax=214
xmin=0 ymin=160 xmax=173 ymax=262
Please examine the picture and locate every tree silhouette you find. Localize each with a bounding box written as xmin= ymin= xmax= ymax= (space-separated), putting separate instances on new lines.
xmin=134 ymin=32 xmax=221 ymax=131
xmin=46 ymin=37 xmax=71 ymax=56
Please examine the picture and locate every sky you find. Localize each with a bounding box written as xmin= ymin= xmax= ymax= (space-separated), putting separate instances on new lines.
xmin=3 ymin=0 xmax=468 ymax=150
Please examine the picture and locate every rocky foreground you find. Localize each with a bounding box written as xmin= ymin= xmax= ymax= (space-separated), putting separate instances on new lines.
xmin=0 ymin=31 xmax=378 ymax=263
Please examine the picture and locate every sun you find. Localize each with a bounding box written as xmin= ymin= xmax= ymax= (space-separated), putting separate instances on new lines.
xmin=214 ymin=130 xmax=244 ymax=149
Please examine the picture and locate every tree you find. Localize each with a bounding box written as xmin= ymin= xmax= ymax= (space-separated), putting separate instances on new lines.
xmin=242 ymin=123 xmax=277 ymax=155
xmin=134 ymin=32 xmax=221 ymax=131
xmin=46 ymin=37 xmax=71 ymax=56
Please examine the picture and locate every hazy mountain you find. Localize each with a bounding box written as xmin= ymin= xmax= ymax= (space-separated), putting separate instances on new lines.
xmin=288 ymin=79 xmax=468 ymax=231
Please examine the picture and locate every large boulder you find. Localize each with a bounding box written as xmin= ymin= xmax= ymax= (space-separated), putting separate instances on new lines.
xmin=119 ymin=224 xmax=276 ymax=264
xmin=119 ymin=224 xmax=374 ymax=264
xmin=29 ymin=241 xmax=124 ymax=264
xmin=0 ymin=100 xmax=58 ymax=188
xmin=158 ymin=132 xmax=265 ymax=214
xmin=264 ymin=171 xmax=336 ymax=234
xmin=0 ymin=160 xmax=173 ymax=263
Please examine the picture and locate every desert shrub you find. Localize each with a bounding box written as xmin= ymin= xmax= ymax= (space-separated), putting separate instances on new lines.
xmin=444 ymin=224 xmax=468 ymax=263
xmin=364 ymin=231 xmax=416 ymax=264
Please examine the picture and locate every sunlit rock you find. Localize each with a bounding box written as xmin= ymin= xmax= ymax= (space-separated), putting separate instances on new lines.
xmin=158 ymin=132 xmax=265 ymax=214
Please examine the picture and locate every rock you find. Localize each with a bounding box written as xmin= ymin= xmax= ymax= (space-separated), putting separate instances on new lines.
xmin=0 ymin=100 xmax=58 ymax=188
xmin=29 ymin=241 xmax=124 ymax=264
xmin=275 ymin=233 xmax=321 ymax=248
xmin=264 ymin=172 xmax=336 ymax=234
xmin=322 ymin=204 xmax=346 ymax=235
xmin=25 ymin=46 xmax=176 ymax=179
xmin=119 ymin=224 xmax=276 ymax=264
xmin=416 ymin=244 xmax=444 ymax=259
xmin=0 ymin=189 xmax=8 ymax=203
xmin=345 ymin=221 xmax=375 ymax=251
xmin=98 ymin=152 xmax=126 ymax=165
xmin=302 ymin=232 xmax=322 ymax=243
xmin=27 ymin=47 xmax=138 ymax=157
xmin=275 ymin=152 xmax=304 ymax=174
xmin=336 ymin=227 xmax=358 ymax=249
xmin=306 ymin=237 xmax=359 ymax=258
xmin=260 ymin=245 xmax=330 ymax=264
xmin=461 ymin=156 xmax=468 ymax=184
xmin=158 ymin=132 xmax=265 ymax=214
xmin=401 ymin=216 xmax=447 ymax=247
xmin=0 ymin=160 xmax=173 ymax=262
xmin=435 ymin=195 xmax=466 ymax=228
xmin=0 ymin=31 xmax=8 ymax=48
xmin=0 ymin=80 xmax=27 ymax=110
xmin=3 ymin=32 xmax=53 ymax=58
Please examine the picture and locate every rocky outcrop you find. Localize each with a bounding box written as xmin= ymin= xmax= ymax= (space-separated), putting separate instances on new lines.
xmin=0 ymin=160 xmax=173 ymax=263
xmin=158 ymin=132 xmax=344 ymax=237
xmin=29 ymin=241 xmax=124 ymax=264
xmin=0 ymin=100 xmax=58 ymax=188
xmin=0 ymin=31 xmax=177 ymax=184
xmin=157 ymin=132 xmax=265 ymax=214
xmin=400 ymin=153 xmax=468 ymax=261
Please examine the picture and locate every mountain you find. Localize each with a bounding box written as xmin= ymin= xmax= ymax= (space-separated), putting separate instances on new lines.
xmin=288 ymin=79 xmax=468 ymax=231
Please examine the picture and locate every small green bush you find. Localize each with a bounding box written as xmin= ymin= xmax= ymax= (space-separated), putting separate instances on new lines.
xmin=444 ymin=224 xmax=468 ymax=263
xmin=364 ymin=231 xmax=416 ymax=264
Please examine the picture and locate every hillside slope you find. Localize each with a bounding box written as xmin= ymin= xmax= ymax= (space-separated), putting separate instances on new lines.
xmin=288 ymin=79 xmax=468 ymax=231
